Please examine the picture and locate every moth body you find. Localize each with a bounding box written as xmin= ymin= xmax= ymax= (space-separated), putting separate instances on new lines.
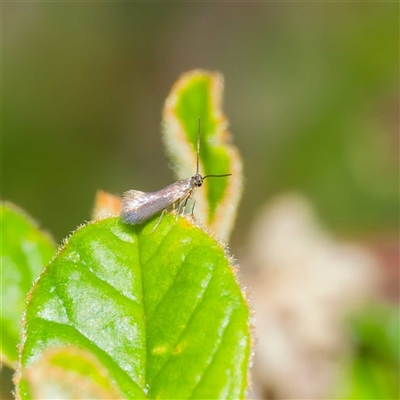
xmin=121 ymin=176 xmax=200 ymax=225
xmin=120 ymin=118 xmax=230 ymax=227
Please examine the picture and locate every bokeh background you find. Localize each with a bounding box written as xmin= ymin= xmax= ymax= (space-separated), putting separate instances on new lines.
xmin=2 ymin=1 xmax=399 ymax=399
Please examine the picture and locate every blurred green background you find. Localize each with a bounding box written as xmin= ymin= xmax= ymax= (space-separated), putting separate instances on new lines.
xmin=2 ymin=2 xmax=399 ymax=399
xmin=3 ymin=2 xmax=398 ymax=243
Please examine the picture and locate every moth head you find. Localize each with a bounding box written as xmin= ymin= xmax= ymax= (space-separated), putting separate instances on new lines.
xmin=191 ymin=173 xmax=203 ymax=188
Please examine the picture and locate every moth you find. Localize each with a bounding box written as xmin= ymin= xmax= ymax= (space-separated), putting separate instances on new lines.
xmin=121 ymin=118 xmax=230 ymax=228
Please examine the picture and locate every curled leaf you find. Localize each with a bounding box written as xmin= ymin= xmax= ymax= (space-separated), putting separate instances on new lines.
xmin=163 ymin=70 xmax=243 ymax=242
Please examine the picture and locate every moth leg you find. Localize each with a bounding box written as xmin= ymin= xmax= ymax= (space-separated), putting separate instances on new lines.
xmin=190 ymin=194 xmax=196 ymax=217
xmin=176 ymin=193 xmax=189 ymax=220
xmin=181 ymin=196 xmax=190 ymax=214
xmin=171 ymin=202 xmax=178 ymax=221
xmin=153 ymin=209 xmax=167 ymax=232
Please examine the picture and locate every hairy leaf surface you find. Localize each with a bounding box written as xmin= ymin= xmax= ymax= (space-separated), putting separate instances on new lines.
xmin=1 ymin=202 xmax=55 ymax=366
xmin=16 ymin=215 xmax=250 ymax=399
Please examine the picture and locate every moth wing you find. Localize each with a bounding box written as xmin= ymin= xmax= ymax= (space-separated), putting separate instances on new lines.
xmin=121 ymin=180 xmax=192 ymax=225
xmin=121 ymin=190 xmax=152 ymax=224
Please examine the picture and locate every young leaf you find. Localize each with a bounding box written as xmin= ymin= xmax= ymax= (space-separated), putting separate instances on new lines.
xmin=1 ymin=202 xmax=55 ymax=366
xmin=92 ymin=190 xmax=122 ymax=220
xmin=163 ymin=70 xmax=243 ymax=242
xmin=19 ymin=346 xmax=123 ymax=399
xmin=15 ymin=215 xmax=251 ymax=399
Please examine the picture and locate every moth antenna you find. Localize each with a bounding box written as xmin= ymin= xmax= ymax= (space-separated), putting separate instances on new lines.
xmin=197 ymin=117 xmax=201 ymax=175
xmin=203 ymin=173 xmax=232 ymax=179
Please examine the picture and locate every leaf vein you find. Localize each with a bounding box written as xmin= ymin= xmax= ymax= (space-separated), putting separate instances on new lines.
xmin=142 ymin=222 xmax=176 ymax=267
xmin=136 ymin=225 xmax=147 ymax=392
xmin=148 ymin=271 xmax=215 ymax=386
xmin=188 ymin=309 xmax=235 ymax=398
xmin=146 ymin=247 xmax=196 ymax=322
xmin=34 ymin=317 xmax=144 ymax=394
xmin=77 ymin=263 xmax=141 ymax=308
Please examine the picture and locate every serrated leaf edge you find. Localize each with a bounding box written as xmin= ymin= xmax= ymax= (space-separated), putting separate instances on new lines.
xmin=13 ymin=214 xmax=252 ymax=398
xmin=162 ymin=69 xmax=243 ymax=242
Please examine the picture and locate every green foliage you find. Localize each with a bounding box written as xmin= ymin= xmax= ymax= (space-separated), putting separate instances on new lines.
xmin=2 ymin=70 xmax=250 ymax=399
xmin=175 ymin=77 xmax=229 ymax=215
xmin=260 ymin=9 xmax=398 ymax=236
xmin=18 ymin=347 xmax=123 ymax=399
xmin=163 ymin=70 xmax=243 ymax=241
xmin=1 ymin=202 xmax=55 ymax=366
xmin=16 ymin=215 xmax=251 ymax=399
xmin=336 ymin=305 xmax=400 ymax=399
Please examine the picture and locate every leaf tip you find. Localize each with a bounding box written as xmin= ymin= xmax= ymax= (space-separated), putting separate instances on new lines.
xmin=92 ymin=190 xmax=122 ymax=221
xmin=162 ymin=70 xmax=244 ymax=242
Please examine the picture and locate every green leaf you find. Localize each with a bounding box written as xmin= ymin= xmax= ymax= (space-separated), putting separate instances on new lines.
xmin=15 ymin=215 xmax=251 ymax=399
xmin=163 ymin=70 xmax=243 ymax=242
xmin=347 ymin=305 xmax=400 ymax=399
xmin=18 ymin=346 xmax=123 ymax=399
xmin=333 ymin=304 xmax=400 ymax=400
xmin=1 ymin=202 xmax=55 ymax=366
